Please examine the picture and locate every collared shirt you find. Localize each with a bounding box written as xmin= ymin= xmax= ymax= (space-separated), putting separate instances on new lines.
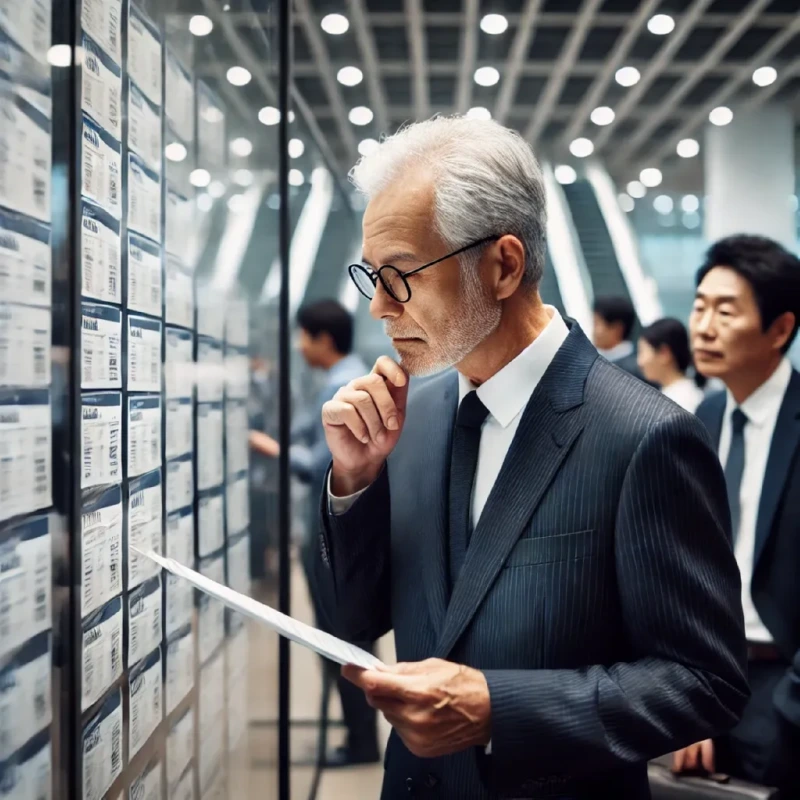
xmin=597 ymin=340 xmax=634 ymax=363
xmin=718 ymin=357 xmax=792 ymax=643
xmin=662 ymin=377 xmax=705 ymax=414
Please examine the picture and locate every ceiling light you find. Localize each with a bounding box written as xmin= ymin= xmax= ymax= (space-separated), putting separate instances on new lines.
xmin=165 ymin=142 xmax=187 ymax=162
xmin=226 ymin=66 xmax=251 ymax=86
xmin=229 ymin=137 xmax=252 ymax=157
xmin=358 ymin=138 xmax=379 ymax=156
xmin=190 ymin=168 xmax=211 ymax=187
xmin=647 ymin=14 xmax=675 ymax=35
xmin=288 ymin=169 xmax=304 ymax=187
xmin=227 ymin=194 xmax=246 ymax=213
xmin=615 ymin=66 xmax=640 ymax=87
xmin=681 ymin=194 xmax=699 ymax=213
xmin=259 ymin=106 xmax=280 ymax=126
xmin=474 ymin=66 xmax=500 ymax=87
xmin=752 ymin=66 xmax=777 ymax=87
xmin=267 ymin=194 xmax=280 ymax=210
xmin=321 ymin=13 xmax=349 ymax=35
xmin=554 ymin=165 xmax=577 ymax=185
xmin=289 ymin=111 xmax=295 ymax=122
xmin=640 ymin=167 xmax=662 ymax=188
xmin=590 ymin=106 xmax=615 ymax=126
xmin=653 ymin=194 xmax=673 ymax=214
xmin=569 ymin=138 xmax=594 ymax=158
xmin=208 ymin=180 xmax=226 ymax=199
xmin=234 ymin=169 xmax=253 ymax=187
xmin=46 ymin=44 xmax=71 ymax=66
xmin=480 ymin=14 xmax=508 ymax=35
xmin=337 ymin=66 xmax=363 ymax=86
xmin=197 ymin=193 xmax=213 ymax=212
xmin=627 ymin=180 xmax=646 ymax=199
xmin=201 ymin=106 xmax=224 ymax=124
xmin=676 ymin=138 xmax=699 ymax=158
xmin=709 ymin=106 xmax=733 ymax=126
xmin=288 ymin=138 xmax=304 ymax=158
xmin=189 ymin=15 xmax=213 ymax=36
xmin=466 ymin=106 xmax=491 ymax=121
xmin=682 ymin=212 xmax=700 ymax=230
xmin=618 ymin=194 xmax=635 ymax=213
xmin=348 ymin=106 xmax=373 ymax=126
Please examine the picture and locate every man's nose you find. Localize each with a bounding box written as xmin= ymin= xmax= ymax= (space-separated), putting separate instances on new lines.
xmin=369 ymin=280 xmax=402 ymax=321
xmin=695 ymin=308 xmax=716 ymax=337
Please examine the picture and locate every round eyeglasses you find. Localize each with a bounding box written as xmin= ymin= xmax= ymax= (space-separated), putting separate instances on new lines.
xmin=347 ymin=236 xmax=500 ymax=303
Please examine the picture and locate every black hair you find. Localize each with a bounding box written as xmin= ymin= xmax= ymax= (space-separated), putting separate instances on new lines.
xmin=296 ymin=299 xmax=354 ymax=355
xmin=593 ymin=296 xmax=636 ymax=341
xmin=641 ymin=317 xmax=706 ymax=388
xmin=697 ymin=235 xmax=800 ymax=353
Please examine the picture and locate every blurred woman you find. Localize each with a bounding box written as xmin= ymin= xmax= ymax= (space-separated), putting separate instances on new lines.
xmin=637 ymin=317 xmax=705 ymax=413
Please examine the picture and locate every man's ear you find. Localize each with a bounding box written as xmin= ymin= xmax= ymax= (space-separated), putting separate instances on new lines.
xmin=494 ymin=235 xmax=526 ymax=301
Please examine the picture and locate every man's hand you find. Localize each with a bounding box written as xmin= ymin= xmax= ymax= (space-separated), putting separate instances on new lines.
xmin=322 ymin=356 xmax=409 ymax=496
xmin=672 ymin=739 xmax=715 ymax=774
xmin=342 ymin=658 xmax=492 ymax=759
xmin=249 ymin=430 xmax=280 ymax=458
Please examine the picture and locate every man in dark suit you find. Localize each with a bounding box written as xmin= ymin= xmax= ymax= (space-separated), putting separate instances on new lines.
xmin=675 ymin=235 xmax=800 ymax=796
xmin=316 ymin=116 xmax=748 ymax=799
xmin=592 ymin=295 xmax=647 ymax=379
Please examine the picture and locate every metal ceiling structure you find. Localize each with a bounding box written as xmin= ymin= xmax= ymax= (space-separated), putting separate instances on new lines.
xmin=185 ymin=0 xmax=799 ymax=189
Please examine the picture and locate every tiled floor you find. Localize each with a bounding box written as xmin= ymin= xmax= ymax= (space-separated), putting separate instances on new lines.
xmin=245 ymin=555 xmax=392 ymax=799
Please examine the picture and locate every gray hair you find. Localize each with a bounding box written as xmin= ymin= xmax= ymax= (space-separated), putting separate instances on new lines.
xmin=349 ymin=116 xmax=547 ymax=288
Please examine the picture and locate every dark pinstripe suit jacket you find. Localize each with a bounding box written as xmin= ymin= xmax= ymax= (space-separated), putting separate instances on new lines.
xmin=318 ymin=321 xmax=749 ymax=799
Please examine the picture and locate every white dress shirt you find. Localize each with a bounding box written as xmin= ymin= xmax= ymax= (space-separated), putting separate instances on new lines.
xmin=597 ymin=340 xmax=633 ymax=363
xmin=718 ymin=357 xmax=792 ymax=643
xmin=661 ymin=377 xmax=704 ymax=414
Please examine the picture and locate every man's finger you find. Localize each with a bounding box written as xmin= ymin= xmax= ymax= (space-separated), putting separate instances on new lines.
xmin=701 ymin=739 xmax=715 ymax=773
xmin=321 ymin=400 xmax=370 ymax=444
xmin=672 ymin=749 xmax=685 ymax=773
xmin=351 ymin=373 xmax=401 ymax=431
xmin=372 ymin=357 xmax=410 ymax=412
xmin=348 ymin=390 xmax=386 ymax=442
xmin=683 ymin=744 xmax=699 ymax=771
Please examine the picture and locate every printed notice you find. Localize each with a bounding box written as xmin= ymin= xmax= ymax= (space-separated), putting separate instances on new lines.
xmin=196 ymin=295 xmax=224 ymax=341
xmin=165 ymin=50 xmax=194 ymax=144
xmin=166 ymin=454 xmax=193 ymax=513
xmin=227 ymin=652 xmax=248 ymax=752
xmin=0 ymin=303 xmax=51 ymax=388
xmin=226 ymin=472 xmax=249 ymax=538
xmin=225 ymin=298 xmax=249 ymax=348
xmin=197 ymin=82 xmax=225 ymax=168
xmin=81 ymin=0 xmax=121 ymax=65
xmin=166 ymin=188 xmax=192 ymax=260
xmin=81 ymin=597 xmax=122 ymax=712
xmin=128 ymin=315 xmax=162 ymax=393
xmin=166 ymin=626 xmax=194 ymax=715
xmin=82 ymin=688 xmax=122 ymax=800
xmin=128 ymin=575 xmax=161 ymax=667
xmin=0 ymin=390 xmax=52 ymax=520
xmin=128 ymin=395 xmax=161 ymax=477
xmin=166 ymin=397 xmax=193 ymax=460
xmin=128 ymin=233 xmax=162 ymax=318
xmin=200 ymin=766 xmax=225 ymax=800
xmin=0 ymin=0 xmax=51 ymax=60
xmin=0 ymin=209 xmax=51 ymax=307
xmin=165 ymin=255 xmax=193 ymax=329
xmin=129 ymin=647 xmax=162 ymax=759
xmin=224 ymin=346 xmax=249 ymax=401
xmin=165 ymin=327 xmax=193 ymax=400
xmin=128 ymin=469 xmax=162 ymax=590
xmin=197 ymin=402 xmax=223 ymax=491
xmin=129 ymin=152 xmax=161 ymax=243
xmin=171 ymin=766 xmax=194 ymax=800
xmin=81 ymin=201 xmax=120 ymax=303
xmin=0 ymin=733 xmax=51 ymax=800
xmin=225 ymin=398 xmax=249 ymax=478
xmin=198 ymin=553 xmax=225 ymax=665
xmin=227 ymin=623 xmax=249 ymax=678
xmin=166 ymin=506 xmax=194 ymax=566
xmin=81 ymin=302 xmax=121 ymax=390
xmin=198 ymin=651 xmax=224 ymax=794
xmin=81 ymin=35 xmax=121 ymax=139
xmin=227 ymin=531 xmax=250 ymax=597
xmin=81 ymin=391 xmax=121 ymax=489
xmin=198 ymin=487 xmax=224 ymax=559
xmin=131 ymin=759 xmax=162 ymax=800
xmin=81 ymin=485 xmax=122 ymax=618
xmin=165 ymin=571 xmax=193 ymax=639
xmin=166 ymin=709 xmax=194 ymax=793
xmin=0 ymin=633 xmax=52 ymax=760
xmin=128 ymin=5 xmax=161 ymax=106
xmin=196 ymin=337 xmax=223 ymax=403
xmin=129 ymin=81 xmax=161 ymax=175
xmin=81 ymin=116 xmax=121 ymax=218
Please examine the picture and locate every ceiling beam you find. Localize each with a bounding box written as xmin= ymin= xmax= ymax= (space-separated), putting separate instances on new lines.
xmin=406 ymin=0 xmax=430 ymax=118
xmin=493 ymin=0 xmax=544 ymax=124
xmin=454 ymin=0 xmax=479 ymax=114
xmin=346 ymin=0 xmax=390 ymax=135
xmin=525 ymin=0 xmax=602 ymax=146
xmin=610 ymin=0 xmax=775 ymax=165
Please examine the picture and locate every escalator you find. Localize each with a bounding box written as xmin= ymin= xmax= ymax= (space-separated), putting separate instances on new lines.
xmin=539 ymin=249 xmax=566 ymax=317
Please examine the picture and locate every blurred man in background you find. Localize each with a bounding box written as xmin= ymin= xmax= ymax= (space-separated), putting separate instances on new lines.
xmin=677 ymin=235 xmax=800 ymax=796
xmin=592 ymin=295 xmax=646 ymax=380
xmin=250 ymin=299 xmax=379 ymax=767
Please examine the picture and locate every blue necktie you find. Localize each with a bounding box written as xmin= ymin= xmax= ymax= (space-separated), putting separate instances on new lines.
xmin=448 ymin=392 xmax=489 ymax=589
xmin=725 ymin=408 xmax=748 ymax=543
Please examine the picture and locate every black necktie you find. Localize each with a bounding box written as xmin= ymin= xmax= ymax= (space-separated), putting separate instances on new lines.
xmin=725 ymin=408 xmax=748 ymax=543
xmin=448 ymin=392 xmax=490 ymax=589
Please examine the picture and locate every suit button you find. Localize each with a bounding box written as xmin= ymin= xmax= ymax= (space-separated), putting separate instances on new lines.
xmin=424 ymin=772 xmax=439 ymax=788
xmin=406 ymin=777 xmax=414 ymax=793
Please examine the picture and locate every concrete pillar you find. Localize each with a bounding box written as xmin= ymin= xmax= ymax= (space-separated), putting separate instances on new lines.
xmin=704 ymin=105 xmax=797 ymax=251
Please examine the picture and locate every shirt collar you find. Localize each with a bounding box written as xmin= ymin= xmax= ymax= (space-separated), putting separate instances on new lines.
xmin=598 ymin=340 xmax=634 ymax=362
xmin=725 ymin=357 xmax=793 ymax=428
xmin=458 ymin=306 xmax=570 ymax=428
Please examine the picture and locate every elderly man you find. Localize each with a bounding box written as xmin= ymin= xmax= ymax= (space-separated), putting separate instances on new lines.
xmin=315 ymin=117 xmax=748 ymax=799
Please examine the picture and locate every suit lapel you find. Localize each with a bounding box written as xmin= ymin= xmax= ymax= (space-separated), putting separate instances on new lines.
xmin=434 ymin=324 xmax=595 ymax=660
xmin=697 ymin=392 xmax=725 ymax=451
xmin=754 ymin=370 xmax=800 ymax=569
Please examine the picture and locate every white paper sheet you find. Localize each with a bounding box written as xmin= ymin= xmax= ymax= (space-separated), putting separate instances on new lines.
xmin=135 ymin=549 xmax=383 ymax=669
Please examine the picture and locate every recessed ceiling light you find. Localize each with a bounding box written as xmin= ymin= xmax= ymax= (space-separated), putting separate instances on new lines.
xmin=627 ymin=180 xmax=646 ymax=199
xmin=208 ymin=180 xmax=226 ymax=199
xmin=474 ymin=66 xmax=500 ymax=87
xmin=226 ymin=66 xmax=251 ymax=86
xmin=358 ymin=138 xmax=379 ymax=156
xmin=289 ymin=169 xmax=305 ymax=187
xmin=653 ymin=194 xmax=673 ymax=214
xmin=349 ymin=106 xmax=373 ymax=126
xmin=554 ymin=165 xmax=577 ymax=185
xmin=190 ymin=168 xmax=211 ymax=187
xmin=189 ymin=15 xmax=213 ymax=36
xmin=234 ymin=169 xmax=253 ymax=187
xmin=676 ymin=138 xmax=700 ymax=158
xmin=681 ymin=194 xmax=699 ymax=213
xmin=288 ymin=138 xmax=305 ymax=158
xmin=615 ymin=66 xmax=640 ymax=87
xmin=259 ymin=106 xmax=280 ymax=126
xmin=197 ymin=193 xmax=213 ymax=212
xmin=569 ymin=138 xmax=594 ymax=158
xmin=466 ymin=106 xmax=491 ymax=120
xmin=228 ymin=193 xmax=246 ymax=213
xmin=321 ymin=13 xmax=349 ymax=35
xmin=647 ymin=14 xmax=675 ymax=35
xmin=752 ymin=66 xmax=777 ymax=87
xmin=289 ymin=111 xmax=296 ymax=122
xmin=229 ymin=137 xmax=253 ymax=157
xmin=618 ymin=194 xmax=635 ymax=213
xmin=165 ymin=142 xmax=187 ymax=162
xmin=640 ymin=167 xmax=662 ymax=188
xmin=590 ymin=106 xmax=615 ymax=126
xmin=709 ymin=106 xmax=733 ymax=126
xmin=202 ymin=107 xmax=224 ymax=124
xmin=337 ymin=66 xmax=363 ymax=86
xmin=682 ymin=212 xmax=700 ymax=229
xmin=480 ymin=14 xmax=508 ymax=35
xmin=46 ymin=44 xmax=71 ymax=66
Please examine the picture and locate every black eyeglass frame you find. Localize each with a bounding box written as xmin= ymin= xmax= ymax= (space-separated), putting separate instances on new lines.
xmin=347 ymin=235 xmax=500 ymax=303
